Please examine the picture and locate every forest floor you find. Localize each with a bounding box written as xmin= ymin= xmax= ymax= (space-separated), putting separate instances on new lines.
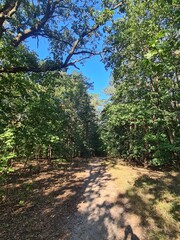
xmin=0 ymin=158 xmax=179 ymax=240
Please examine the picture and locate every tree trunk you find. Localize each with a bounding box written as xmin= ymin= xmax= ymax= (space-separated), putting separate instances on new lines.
xmin=47 ymin=145 xmax=52 ymax=164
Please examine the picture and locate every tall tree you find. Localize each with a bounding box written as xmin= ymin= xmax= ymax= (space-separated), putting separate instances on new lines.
xmin=101 ymin=0 xmax=180 ymax=166
xmin=0 ymin=68 xmax=101 ymax=171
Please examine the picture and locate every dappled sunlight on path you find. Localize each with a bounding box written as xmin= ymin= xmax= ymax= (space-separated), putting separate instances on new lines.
xmin=70 ymin=160 xmax=142 ymax=240
xmin=1 ymin=158 xmax=178 ymax=240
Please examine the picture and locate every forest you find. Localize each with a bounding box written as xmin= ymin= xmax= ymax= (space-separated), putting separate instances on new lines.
xmin=0 ymin=0 xmax=179 ymax=240
xmin=0 ymin=0 xmax=179 ymax=174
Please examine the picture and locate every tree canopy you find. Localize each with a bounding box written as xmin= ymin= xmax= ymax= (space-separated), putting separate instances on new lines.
xmin=0 ymin=0 xmax=179 ymax=174
xmin=0 ymin=0 xmax=124 ymax=73
xmin=101 ymin=0 xmax=180 ymax=166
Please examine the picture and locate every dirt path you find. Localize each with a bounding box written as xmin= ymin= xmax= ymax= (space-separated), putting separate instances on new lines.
xmin=1 ymin=158 xmax=179 ymax=240
xmin=69 ymin=160 xmax=143 ymax=240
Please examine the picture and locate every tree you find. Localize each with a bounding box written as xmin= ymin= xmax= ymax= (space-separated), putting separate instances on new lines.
xmin=101 ymin=0 xmax=180 ymax=166
xmin=0 ymin=67 xmax=101 ymax=171
xmin=0 ymin=0 xmax=125 ymax=73
xmin=1 ymin=0 xmax=119 ymax=170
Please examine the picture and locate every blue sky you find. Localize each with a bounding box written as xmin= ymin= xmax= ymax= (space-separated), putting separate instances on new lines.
xmin=28 ymin=37 xmax=111 ymax=100
xmin=75 ymin=55 xmax=111 ymax=99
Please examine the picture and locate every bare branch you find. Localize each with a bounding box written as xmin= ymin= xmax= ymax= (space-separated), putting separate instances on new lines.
xmin=62 ymin=24 xmax=100 ymax=68
xmin=73 ymin=50 xmax=101 ymax=55
xmin=62 ymin=39 xmax=80 ymax=67
xmin=111 ymin=1 xmax=125 ymax=10
xmin=66 ymin=55 xmax=96 ymax=69
xmin=66 ymin=62 xmax=80 ymax=70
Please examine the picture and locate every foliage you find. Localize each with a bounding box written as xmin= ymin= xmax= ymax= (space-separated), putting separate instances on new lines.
xmin=0 ymin=128 xmax=15 ymax=173
xmin=0 ymin=0 xmax=113 ymax=173
xmin=0 ymin=0 xmax=124 ymax=73
xmin=1 ymin=0 xmax=179 ymax=172
xmin=101 ymin=0 xmax=180 ymax=166
xmin=0 ymin=66 xmax=101 ymax=172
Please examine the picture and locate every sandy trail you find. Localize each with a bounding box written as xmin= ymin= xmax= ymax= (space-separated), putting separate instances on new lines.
xmin=1 ymin=158 xmax=179 ymax=239
xmin=0 ymin=159 xmax=147 ymax=240
xmin=69 ymin=160 xmax=143 ymax=240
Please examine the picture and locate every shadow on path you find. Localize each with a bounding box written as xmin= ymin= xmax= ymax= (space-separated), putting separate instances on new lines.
xmin=0 ymin=158 xmax=145 ymax=240
xmin=69 ymin=160 xmax=142 ymax=240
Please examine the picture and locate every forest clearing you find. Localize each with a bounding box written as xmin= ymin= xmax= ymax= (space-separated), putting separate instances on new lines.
xmin=0 ymin=158 xmax=179 ymax=240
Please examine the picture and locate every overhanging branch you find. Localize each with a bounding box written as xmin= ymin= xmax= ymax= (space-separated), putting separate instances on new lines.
xmin=13 ymin=1 xmax=57 ymax=46
xmin=0 ymin=1 xmax=126 ymax=74
xmin=0 ymin=0 xmax=22 ymax=37
xmin=0 ymin=65 xmax=62 ymax=74
xmin=61 ymin=0 xmax=125 ymax=70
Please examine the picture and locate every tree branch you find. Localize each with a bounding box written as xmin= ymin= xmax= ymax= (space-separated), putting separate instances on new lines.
xmin=111 ymin=1 xmax=125 ymax=10
xmin=13 ymin=0 xmax=57 ymax=46
xmin=62 ymin=24 xmax=100 ymax=68
xmin=73 ymin=50 xmax=101 ymax=55
xmin=37 ymin=27 xmax=73 ymax=47
xmin=0 ymin=1 xmax=126 ymax=73
xmin=65 ymin=55 xmax=95 ymax=70
xmin=0 ymin=0 xmax=22 ymax=16
xmin=0 ymin=63 xmax=62 ymax=74
xmin=0 ymin=52 xmax=99 ymax=74
xmin=61 ymin=0 xmax=125 ymax=68
xmin=0 ymin=0 xmax=22 ymax=37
